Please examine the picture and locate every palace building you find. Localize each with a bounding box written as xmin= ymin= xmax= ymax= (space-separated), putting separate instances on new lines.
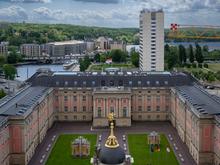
xmin=0 ymin=69 xmax=220 ymax=165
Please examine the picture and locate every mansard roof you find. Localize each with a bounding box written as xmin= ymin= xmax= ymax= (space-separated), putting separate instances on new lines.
xmin=28 ymin=70 xmax=193 ymax=87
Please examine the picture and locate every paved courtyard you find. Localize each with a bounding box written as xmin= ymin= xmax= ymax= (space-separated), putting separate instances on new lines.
xmin=28 ymin=121 xmax=196 ymax=165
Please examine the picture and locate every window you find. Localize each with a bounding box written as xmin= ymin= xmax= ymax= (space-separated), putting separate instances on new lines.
xmin=147 ymin=115 xmax=151 ymax=119
xmin=65 ymin=81 xmax=68 ymax=86
xmin=156 ymin=81 xmax=160 ymax=85
xmin=165 ymin=105 xmax=169 ymax=111
xmin=138 ymin=115 xmax=142 ymax=119
xmin=83 ymin=115 xmax=86 ymax=120
xmin=83 ymin=81 xmax=86 ymax=85
xmin=138 ymin=96 xmax=142 ymax=101
xmin=101 ymin=80 xmax=105 ymax=86
xmin=156 ymin=106 xmax=160 ymax=111
xmin=98 ymin=107 xmax=101 ymax=117
xmin=156 ymin=96 xmax=160 ymax=102
xmin=138 ymin=106 xmax=142 ymax=111
xmin=73 ymin=106 xmax=77 ymax=112
xmin=129 ymin=81 xmax=132 ymax=86
xmin=123 ymin=107 xmax=127 ymax=117
xmin=64 ymin=115 xmax=68 ymax=120
xmin=119 ymin=80 xmax=123 ymax=86
xmin=138 ymin=81 xmax=142 ymax=86
xmin=74 ymin=81 xmax=78 ymax=85
xmin=56 ymin=81 xmax=59 ymax=86
xmin=64 ymin=106 xmax=68 ymax=112
xmin=74 ymin=115 xmax=77 ymax=120
xmin=55 ymin=96 xmax=58 ymax=101
xmin=156 ymin=115 xmax=160 ymax=119
xmin=147 ymin=95 xmax=151 ymax=101
xmin=147 ymin=106 xmax=151 ymax=111
xmin=55 ymin=106 xmax=59 ymax=112
xmin=73 ymin=96 xmax=77 ymax=101
xmin=83 ymin=106 xmax=86 ymax=112
xmin=82 ymin=96 xmax=86 ymax=101
xmin=92 ymin=81 xmax=95 ymax=86
xmin=110 ymin=80 xmax=114 ymax=86
xmin=110 ymin=107 xmax=114 ymax=113
xmin=98 ymin=99 xmax=101 ymax=103
xmin=64 ymin=96 xmax=68 ymax=101
xmin=111 ymin=99 xmax=114 ymax=103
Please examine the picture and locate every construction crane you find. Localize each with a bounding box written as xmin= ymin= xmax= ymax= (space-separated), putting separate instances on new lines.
xmin=167 ymin=23 xmax=220 ymax=40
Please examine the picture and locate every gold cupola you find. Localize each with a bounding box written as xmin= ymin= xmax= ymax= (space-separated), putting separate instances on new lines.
xmin=105 ymin=122 xmax=119 ymax=148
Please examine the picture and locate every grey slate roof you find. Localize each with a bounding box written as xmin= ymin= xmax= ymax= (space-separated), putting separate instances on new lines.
xmin=0 ymin=116 xmax=8 ymax=128
xmin=28 ymin=71 xmax=193 ymax=87
xmin=176 ymin=85 xmax=220 ymax=116
xmin=0 ymin=86 xmax=49 ymax=117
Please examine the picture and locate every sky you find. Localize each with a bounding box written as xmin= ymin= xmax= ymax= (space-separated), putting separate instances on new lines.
xmin=0 ymin=0 xmax=220 ymax=28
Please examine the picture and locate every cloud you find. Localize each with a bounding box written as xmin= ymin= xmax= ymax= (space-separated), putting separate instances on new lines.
xmin=73 ymin=0 xmax=119 ymax=4
xmin=0 ymin=5 xmax=28 ymax=22
xmin=10 ymin=0 xmax=51 ymax=3
xmin=133 ymin=0 xmax=220 ymax=13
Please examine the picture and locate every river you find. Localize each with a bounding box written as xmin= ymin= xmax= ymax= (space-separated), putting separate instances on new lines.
xmin=16 ymin=64 xmax=64 ymax=81
xmin=16 ymin=42 xmax=220 ymax=81
xmin=126 ymin=42 xmax=220 ymax=52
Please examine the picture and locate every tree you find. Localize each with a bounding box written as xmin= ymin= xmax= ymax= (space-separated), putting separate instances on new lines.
xmin=0 ymin=55 xmax=6 ymax=66
xmin=165 ymin=44 xmax=170 ymax=52
xmin=189 ymin=44 xmax=194 ymax=63
xmin=131 ymin=50 xmax=139 ymax=67
xmin=195 ymin=44 xmax=204 ymax=63
xmin=100 ymin=54 xmax=107 ymax=63
xmin=203 ymin=45 xmax=209 ymax=52
xmin=79 ymin=56 xmax=91 ymax=71
xmin=110 ymin=49 xmax=127 ymax=63
xmin=7 ymin=51 xmax=18 ymax=64
xmin=3 ymin=64 xmax=17 ymax=80
xmin=0 ymin=89 xmax=6 ymax=99
xmin=178 ymin=45 xmax=186 ymax=64
xmin=94 ymin=53 xmax=101 ymax=63
xmin=166 ymin=47 xmax=178 ymax=70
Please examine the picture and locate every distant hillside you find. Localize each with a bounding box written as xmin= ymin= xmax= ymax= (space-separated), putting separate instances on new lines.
xmin=0 ymin=22 xmax=139 ymax=46
xmin=0 ymin=22 xmax=220 ymax=47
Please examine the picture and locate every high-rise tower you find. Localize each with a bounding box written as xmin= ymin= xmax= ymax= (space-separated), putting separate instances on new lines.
xmin=139 ymin=9 xmax=164 ymax=71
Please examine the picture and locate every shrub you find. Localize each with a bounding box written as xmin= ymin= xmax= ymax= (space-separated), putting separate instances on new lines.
xmin=198 ymin=63 xmax=203 ymax=68
xmin=192 ymin=63 xmax=197 ymax=68
xmin=203 ymin=63 xmax=209 ymax=68
xmin=186 ymin=63 xmax=191 ymax=68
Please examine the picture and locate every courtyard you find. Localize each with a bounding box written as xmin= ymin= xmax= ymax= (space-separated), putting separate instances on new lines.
xmin=28 ymin=122 xmax=196 ymax=165
xmin=46 ymin=134 xmax=97 ymax=165
xmin=128 ymin=134 xmax=178 ymax=165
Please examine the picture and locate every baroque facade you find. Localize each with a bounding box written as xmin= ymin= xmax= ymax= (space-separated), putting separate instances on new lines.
xmin=0 ymin=70 xmax=220 ymax=165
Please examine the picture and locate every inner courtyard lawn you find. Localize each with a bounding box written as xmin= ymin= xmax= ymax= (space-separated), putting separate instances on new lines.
xmin=46 ymin=134 xmax=97 ymax=165
xmin=128 ymin=134 xmax=179 ymax=165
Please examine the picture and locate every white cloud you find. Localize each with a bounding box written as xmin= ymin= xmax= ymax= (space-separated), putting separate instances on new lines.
xmin=10 ymin=0 xmax=51 ymax=3
xmin=0 ymin=5 xmax=28 ymax=22
xmin=133 ymin=0 xmax=220 ymax=13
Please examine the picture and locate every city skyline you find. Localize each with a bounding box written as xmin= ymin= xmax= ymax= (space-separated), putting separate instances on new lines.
xmin=0 ymin=0 xmax=220 ymax=28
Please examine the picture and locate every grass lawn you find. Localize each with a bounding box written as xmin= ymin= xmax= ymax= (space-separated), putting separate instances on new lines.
xmin=46 ymin=134 xmax=97 ymax=165
xmin=208 ymin=63 xmax=220 ymax=72
xmin=128 ymin=134 xmax=179 ymax=165
xmin=89 ymin=63 xmax=136 ymax=71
